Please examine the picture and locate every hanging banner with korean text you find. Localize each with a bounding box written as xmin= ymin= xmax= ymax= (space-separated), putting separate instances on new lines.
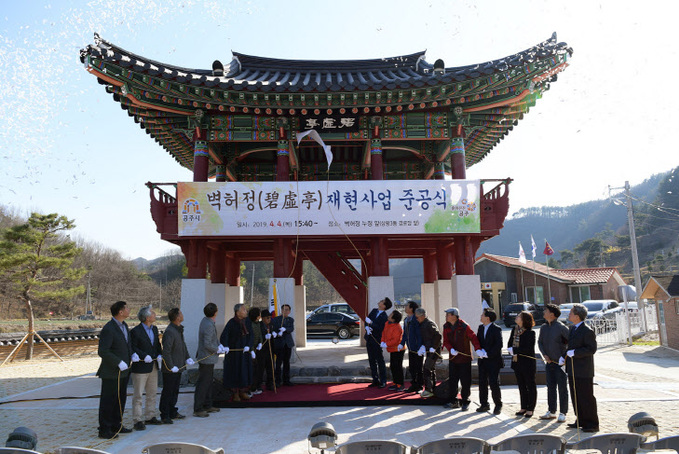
xmin=177 ymin=180 xmax=480 ymax=236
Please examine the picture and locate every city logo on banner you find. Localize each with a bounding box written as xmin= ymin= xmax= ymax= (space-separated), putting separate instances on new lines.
xmin=182 ymin=198 xmax=202 ymax=223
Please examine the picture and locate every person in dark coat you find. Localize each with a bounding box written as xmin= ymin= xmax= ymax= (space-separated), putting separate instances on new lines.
xmin=476 ymin=308 xmax=504 ymax=415
xmin=96 ymin=300 xmax=133 ymax=439
xmin=193 ymin=303 xmax=221 ymax=417
xmin=508 ymin=311 xmax=537 ymax=418
xmin=400 ymin=301 xmax=423 ymax=393
xmin=247 ymin=307 xmax=264 ymax=395
xmin=220 ymin=303 xmax=253 ymax=401
xmin=159 ymin=307 xmax=193 ymax=424
xmin=129 ymin=306 xmax=163 ymax=430
xmin=272 ymin=303 xmax=295 ymax=386
xmin=538 ymin=303 xmax=570 ymax=422
xmin=364 ymin=297 xmax=391 ymax=388
xmin=254 ymin=309 xmax=275 ymax=392
xmin=563 ymin=303 xmax=599 ymax=432
xmin=415 ymin=307 xmax=441 ymax=398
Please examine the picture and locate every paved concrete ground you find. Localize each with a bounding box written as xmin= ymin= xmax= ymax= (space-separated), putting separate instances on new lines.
xmin=1 ymin=336 xmax=679 ymax=453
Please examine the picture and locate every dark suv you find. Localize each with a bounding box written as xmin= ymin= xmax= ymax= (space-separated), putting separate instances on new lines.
xmin=502 ymin=302 xmax=545 ymax=327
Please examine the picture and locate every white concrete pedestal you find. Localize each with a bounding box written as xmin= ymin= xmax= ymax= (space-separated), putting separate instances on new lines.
xmin=294 ymin=285 xmax=307 ymax=347
xmin=180 ymin=278 xmax=210 ymax=359
xmin=420 ymin=282 xmax=436 ymax=324
xmin=452 ymin=274 xmax=483 ymax=326
xmin=433 ymin=279 xmax=453 ymax=329
xmin=360 ymin=276 xmax=395 ymax=347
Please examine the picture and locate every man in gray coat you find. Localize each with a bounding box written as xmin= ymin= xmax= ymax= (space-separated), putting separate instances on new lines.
xmin=193 ymin=303 xmax=222 ymax=417
xmin=537 ymin=303 xmax=570 ymax=423
xmin=159 ymin=308 xmax=193 ymax=424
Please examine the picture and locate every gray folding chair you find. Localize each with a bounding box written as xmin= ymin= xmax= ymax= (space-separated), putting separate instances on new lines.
xmin=640 ymin=435 xmax=679 ymax=453
xmin=0 ymin=449 xmax=42 ymax=454
xmin=54 ymin=448 xmax=112 ymax=454
xmin=414 ymin=436 xmax=490 ymax=454
xmin=141 ymin=443 xmax=224 ymax=454
xmin=566 ymin=433 xmax=644 ymax=454
xmin=334 ymin=440 xmax=409 ymax=454
xmin=493 ymin=434 xmax=566 ymax=454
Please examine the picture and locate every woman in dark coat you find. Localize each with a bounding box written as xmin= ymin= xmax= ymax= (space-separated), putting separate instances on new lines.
xmin=220 ymin=303 xmax=253 ymax=402
xmin=508 ymin=310 xmax=537 ymax=418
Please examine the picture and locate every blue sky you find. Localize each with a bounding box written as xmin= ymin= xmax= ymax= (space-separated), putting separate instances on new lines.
xmin=1 ymin=0 xmax=677 ymax=260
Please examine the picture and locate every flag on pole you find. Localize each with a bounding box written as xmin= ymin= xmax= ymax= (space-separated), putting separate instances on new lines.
xmin=518 ymin=242 xmax=527 ymax=264
xmin=530 ymin=235 xmax=537 ymax=259
xmin=544 ymin=241 xmax=555 ymax=256
xmin=269 ymin=281 xmax=280 ymax=317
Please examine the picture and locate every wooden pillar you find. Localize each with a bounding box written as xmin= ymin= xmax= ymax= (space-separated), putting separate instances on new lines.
xmin=370 ymin=237 xmax=389 ymax=276
xmin=274 ymin=238 xmax=295 ymax=278
xmin=192 ymin=135 xmax=209 ymax=182
xmin=454 ymin=236 xmax=475 ymax=276
xmin=436 ymin=241 xmax=454 ymax=280
xmin=216 ymin=164 xmax=226 ymax=182
xmin=370 ymin=138 xmax=383 ymax=180
xmin=183 ymin=239 xmax=208 ymax=279
xmin=208 ymin=248 xmax=226 ymax=284
xmin=292 ymin=257 xmax=304 ymax=286
xmin=276 ymin=139 xmax=290 ymax=181
xmin=423 ymin=252 xmax=438 ymax=283
xmin=434 ymin=162 xmax=446 ymax=180
xmin=450 ymin=127 xmax=466 ymax=180
xmin=225 ymin=254 xmax=240 ymax=286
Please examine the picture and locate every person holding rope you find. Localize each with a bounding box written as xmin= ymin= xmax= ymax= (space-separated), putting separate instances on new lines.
xmin=415 ymin=307 xmax=441 ymax=399
xmin=221 ymin=303 xmax=254 ymax=401
xmin=96 ymin=300 xmax=133 ymax=439
xmin=130 ymin=306 xmax=163 ymax=430
xmin=193 ymin=303 xmax=222 ymax=418
xmin=160 ymin=308 xmax=193 ymax=424
xmin=380 ymin=309 xmax=405 ymax=391
xmin=564 ymin=303 xmax=599 ymax=433
xmin=442 ymin=307 xmax=483 ymax=410
xmin=537 ymin=303 xmax=569 ymax=423
xmin=247 ymin=307 xmax=264 ymax=396
xmin=400 ymin=301 xmax=423 ymax=393
xmin=273 ymin=303 xmax=296 ymax=387
xmin=508 ymin=311 xmax=537 ymax=418
xmin=476 ymin=308 xmax=504 ymax=415
xmin=255 ymin=309 xmax=275 ymax=392
xmin=365 ymin=297 xmax=391 ymax=388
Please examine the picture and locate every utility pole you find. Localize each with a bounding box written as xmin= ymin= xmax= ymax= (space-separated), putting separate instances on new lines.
xmin=624 ymin=181 xmax=647 ymax=331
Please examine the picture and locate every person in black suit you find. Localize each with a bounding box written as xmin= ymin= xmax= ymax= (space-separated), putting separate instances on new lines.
xmin=129 ymin=306 xmax=163 ymax=430
xmin=364 ymin=297 xmax=391 ymax=388
xmin=563 ymin=303 xmax=599 ymax=432
xmin=96 ymin=300 xmax=133 ymax=439
xmin=272 ymin=304 xmax=295 ymax=386
xmin=476 ymin=308 xmax=503 ymax=415
xmin=508 ymin=311 xmax=537 ymax=418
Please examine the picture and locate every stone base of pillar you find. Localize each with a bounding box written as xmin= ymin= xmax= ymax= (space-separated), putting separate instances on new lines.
xmin=209 ymin=283 xmax=226 ymax=336
xmin=452 ymin=274 xmax=482 ymax=325
xmin=180 ymin=278 xmax=210 ymax=362
xmin=361 ymin=276 xmax=395 ymax=347
xmin=294 ymin=285 xmax=307 ymax=348
xmin=420 ymin=282 xmax=436 ymax=325
xmin=434 ymin=279 xmax=453 ymax=329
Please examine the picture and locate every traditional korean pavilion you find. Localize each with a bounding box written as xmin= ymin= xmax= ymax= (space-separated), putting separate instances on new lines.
xmin=80 ymin=33 xmax=571 ymax=346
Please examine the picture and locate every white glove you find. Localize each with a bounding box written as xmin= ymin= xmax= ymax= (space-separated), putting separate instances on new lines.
xmin=256 ymin=343 xmax=263 ymax=351
xmin=118 ymin=360 xmax=129 ymax=371
xmin=428 ymin=347 xmax=436 ymax=353
xmin=481 ymin=349 xmax=488 ymax=358
xmin=131 ymin=353 xmax=140 ymax=363
xmin=558 ymin=357 xmax=566 ymax=366
xmin=171 ymin=366 xmax=179 ymax=373
xmin=397 ymin=344 xmax=403 ymax=351
xmin=365 ymin=317 xmax=373 ymax=325
xmin=417 ymin=345 xmax=426 ymax=356
xmin=217 ymin=344 xmax=225 ymax=354
xmin=186 ymin=358 xmax=195 ymax=366
xmin=144 ymin=355 xmax=153 ymax=363
xmin=223 ymin=347 xmax=230 ymax=355
xmin=567 ymin=349 xmax=575 ymax=358
xmin=380 ymin=342 xmax=387 ymax=348
xmin=279 ymin=327 xmax=286 ymax=334
xmin=243 ymin=346 xmax=250 ymax=352
xmin=251 ymin=350 xmax=256 ymax=359
xmin=507 ymin=347 xmax=514 ymax=355
xmin=365 ymin=326 xmax=373 ymax=335
xmin=272 ymin=331 xmax=278 ymax=338
xmin=156 ymin=355 xmax=162 ymax=366
xmin=449 ymin=348 xmax=458 ymax=356
xmin=265 ymin=333 xmax=272 ymax=340
xmin=475 ymin=349 xmax=484 ymax=358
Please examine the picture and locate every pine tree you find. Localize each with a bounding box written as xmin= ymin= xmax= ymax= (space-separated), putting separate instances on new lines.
xmin=0 ymin=213 xmax=86 ymax=359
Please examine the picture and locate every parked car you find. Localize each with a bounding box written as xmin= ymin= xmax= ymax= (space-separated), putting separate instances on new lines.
xmin=307 ymin=303 xmax=357 ymax=319
xmin=502 ymin=302 xmax=545 ymax=327
xmin=558 ymin=303 xmax=574 ymax=325
xmin=558 ymin=300 xmax=622 ymax=329
xmin=306 ymin=312 xmax=360 ymax=339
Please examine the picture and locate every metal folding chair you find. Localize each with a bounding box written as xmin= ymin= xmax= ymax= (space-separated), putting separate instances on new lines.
xmin=141 ymin=442 xmax=225 ymax=454
xmin=54 ymin=448 xmax=112 ymax=454
xmin=640 ymin=435 xmax=679 ymax=453
xmin=334 ymin=440 xmax=409 ymax=454
xmin=493 ymin=434 xmax=566 ymax=454
xmin=566 ymin=433 xmax=644 ymax=454
xmin=414 ymin=436 xmax=490 ymax=454
xmin=0 ymin=449 xmax=42 ymax=454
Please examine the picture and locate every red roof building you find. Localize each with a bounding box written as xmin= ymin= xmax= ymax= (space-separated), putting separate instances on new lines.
xmin=641 ymin=275 xmax=679 ymax=350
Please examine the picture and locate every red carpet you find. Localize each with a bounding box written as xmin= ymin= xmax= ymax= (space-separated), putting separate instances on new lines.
xmin=215 ymin=383 xmax=444 ymax=408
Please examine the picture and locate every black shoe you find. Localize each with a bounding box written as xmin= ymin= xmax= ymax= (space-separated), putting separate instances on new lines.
xmin=582 ymin=427 xmax=600 ymax=433
xmin=368 ymin=382 xmax=380 ymax=388
xmin=461 ymin=402 xmax=470 ymax=411
xmin=118 ymin=426 xmax=133 ymax=434
xmin=133 ymin=421 xmax=146 ymax=431
xmin=145 ymin=417 xmax=162 ymax=425
xmin=172 ymin=413 xmax=186 ymax=420
xmin=283 ymin=381 xmax=294 ymax=386
xmin=493 ymin=405 xmax=502 ymax=415
xmin=567 ymin=422 xmax=580 ymax=429
xmin=98 ymin=431 xmax=118 ymax=439
xmin=193 ymin=410 xmax=209 ymax=418
xmin=476 ymin=404 xmax=491 ymax=413
xmin=515 ymin=410 xmax=527 ymax=416
xmin=443 ymin=401 xmax=460 ymax=409
xmin=388 ymin=384 xmax=399 ymax=391
xmin=404 ymin=386 xmax=421 ymax=393
xmin=378 ymin=383 xmax=387 ymax=389
xmin=161 ymin=418 xmax=173 ymax=424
